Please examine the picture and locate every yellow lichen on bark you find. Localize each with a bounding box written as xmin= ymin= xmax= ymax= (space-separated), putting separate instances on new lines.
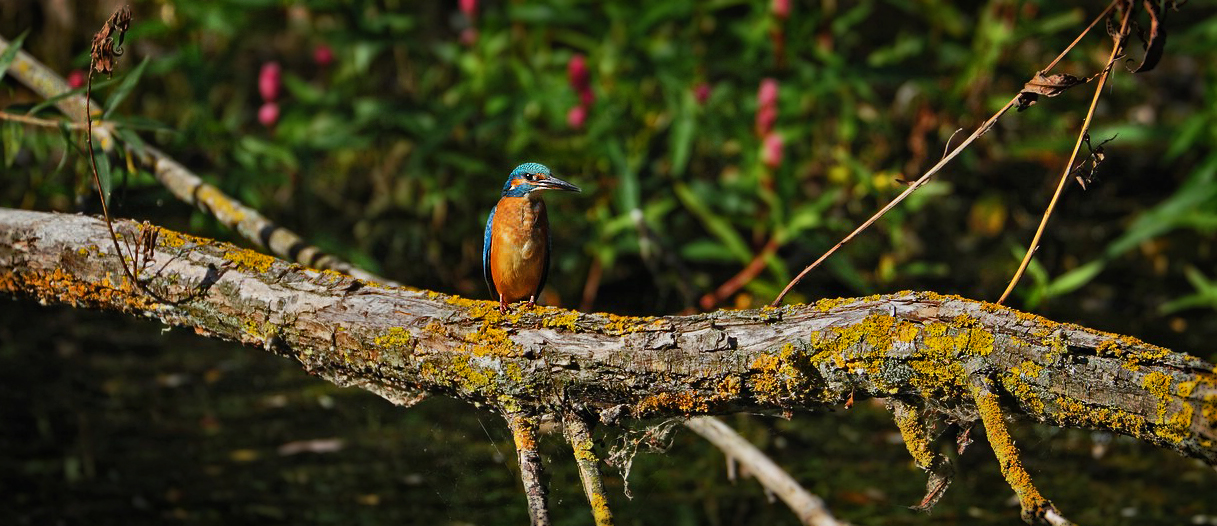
xmin=1 ymin=267 xmax=158 ymax=312
xmin=193 ymin=184 xmax=249 ymax=224
xmin=1053 ymin=396 xmax=1146 ymax=437
xmin=1142 ymin=371 xmax=1193 ymax=443
xmin=891 ymin=403 xmax=936 ymax=469
xmin=587 ymin=492 xmax=612 ymax=526
xmin=749 ymin=353 xmax=785 ymax=403
xmin=973 ymin=384 xmax=1059 ymax=523
xmin=635 ymin=390 xmax=711 ymax=416
xmin=373 ymin=327 xmax=412 ymax=351
xmin=222 ymin=247 xmax=277 ymax=273
xmin=570 ymin=436 xmax=597 ymax=463
xmin=508 ymin=414 xmax=538 ymax=451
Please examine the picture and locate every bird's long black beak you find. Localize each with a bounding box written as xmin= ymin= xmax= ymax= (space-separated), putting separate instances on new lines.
xmin=537 ymin=175 xmax=581 ymax=193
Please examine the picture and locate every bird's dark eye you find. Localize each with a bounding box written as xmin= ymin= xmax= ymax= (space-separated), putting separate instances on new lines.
xmin=524 ymin=174 xmax=536 ymax=181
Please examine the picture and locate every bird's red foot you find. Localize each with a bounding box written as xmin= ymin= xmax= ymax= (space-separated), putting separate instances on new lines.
xmin=526 ymin=295 xmax=536 ymax=309
xmin=499 ymin=295 xmax=508 ymax=314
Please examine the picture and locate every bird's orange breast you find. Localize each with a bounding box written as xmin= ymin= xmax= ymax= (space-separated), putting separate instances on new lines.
xmin=489 ymin=196 xmax=549 ymax=303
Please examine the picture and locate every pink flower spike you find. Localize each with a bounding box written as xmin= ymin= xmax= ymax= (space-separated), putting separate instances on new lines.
xmin=762 ymin=133 xmax=784 ymax=169
xmin=460 ymin=0 xmax=478 ymax=18
xmin=567 ymin=105 xmax=587 ymax=130
xmin=461 ymin=27 xmax=479 ymax=45
xmin=258 ymin=101 xmax=280 ymax=128
xmin=313 ymin=45 xmax=334 ymax=67
xmin=568 ymin=54 xmax=589 ymax=92
xmin=694 ymin=83 xmax=711 ymax=105
xmin=259 ymin=62 xmax=282 ymax=102
xmin=579 ymin=89 xmax=595 ymax=108
xmin=67 ymin=69 xmax=86 ymax=89
xmin=772 ymin=0 xmax=790 ymax=20
xmin=755 ymin=105 xmax=776 ymax=136
xmin=758 ymin=78 xmax=779 ymax=109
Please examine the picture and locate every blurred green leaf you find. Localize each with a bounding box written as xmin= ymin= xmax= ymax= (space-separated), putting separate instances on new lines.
xmin=92 ymin=144 xmax=113 ymax=208
xmin=26 ymin=78 xmax=119 ymax=116
xmin=104 ymin=57 xmax=149 ymax=119
xmin=669 ymin=96 xmax=694 ymax=177
xmin=0 ymin=30 xmax=29 ymax=84
xmin=674 ymin=182 xmax=751 ymax=263
xmin=2 ymin=122 xmax=22 ymax=168
xmin=1045 ymin=260 xmax=1104 ymax=298
xmin=1161 ymin=267 xmax=1217 ymax=314
xmin=681 ymin=239 xmax=738 ymax=264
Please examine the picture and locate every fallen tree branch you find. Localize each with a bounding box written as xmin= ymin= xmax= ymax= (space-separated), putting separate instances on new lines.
xmin=1 ymin=208 xmax=1214 ymax=523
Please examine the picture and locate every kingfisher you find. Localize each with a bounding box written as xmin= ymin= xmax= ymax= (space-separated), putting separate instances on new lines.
xmin=483 ymin=162 xmax=581 ymax=313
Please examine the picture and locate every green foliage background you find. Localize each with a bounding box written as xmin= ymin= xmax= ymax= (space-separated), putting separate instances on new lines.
xmin=2 ymin=1 xmax=1216 ymax=524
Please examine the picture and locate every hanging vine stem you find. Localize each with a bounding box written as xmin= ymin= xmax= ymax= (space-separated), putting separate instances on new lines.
xmin=996 ymin=2 xmax=1134 ymax=305
xmin=84 ymin=5 xmax=146 ymax=295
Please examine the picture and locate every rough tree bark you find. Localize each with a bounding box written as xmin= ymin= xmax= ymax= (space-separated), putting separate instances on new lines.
xmin=2 ymin=208 xmax=1215 ymax=524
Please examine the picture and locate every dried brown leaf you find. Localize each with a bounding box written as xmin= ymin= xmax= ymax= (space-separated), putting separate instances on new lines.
xmin=1024 ymin=72 xmax=1087 ymax=97
xmin=1017 ymin=72 xmax=1087 ymax=111
xmin=90 ymin=5 xmax=132 ymax=77
xmin=1071 ymin=133 xmax=1117 ymax=189
xmin=1128 ymin=0 xmax=1166 ymax=73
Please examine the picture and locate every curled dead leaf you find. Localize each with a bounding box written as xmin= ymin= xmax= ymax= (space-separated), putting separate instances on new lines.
xmin=1017 ymin=72 xmax=1087 ymax=111
xmin=90 ymin=5 xmax=132 ymax=77
xmin=1128 ymin=0 xmax=1165 ymax=73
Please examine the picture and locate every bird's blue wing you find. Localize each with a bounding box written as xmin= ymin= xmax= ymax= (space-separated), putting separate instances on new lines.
xmin=483 ymin=204 xmax=497 ymax=297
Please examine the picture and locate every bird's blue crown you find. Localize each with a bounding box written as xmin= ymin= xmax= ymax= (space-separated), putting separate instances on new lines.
xmin=501 ymin=162 xmax=553 ymax=197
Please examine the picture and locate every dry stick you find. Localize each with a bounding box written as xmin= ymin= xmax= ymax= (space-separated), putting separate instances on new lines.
xmin=0 ymin=34 xmax=397 ymax=287
xmin=507 ymin=413 xmax=551 ymax=526
xmin=685 ymin=417 xmax=848 ymax=526
xmin=770 ymin=0 xmax=1119 ymax=308
xmin=996 ymin=4 xmax=1132 ymax=305
xmin=563 ymin=413 xmax=615 ymax=526
xmin=770 ymin=96 xmax=1017 ymax=307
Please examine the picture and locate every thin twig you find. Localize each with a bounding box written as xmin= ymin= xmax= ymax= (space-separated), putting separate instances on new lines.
xmin=0 ymin=111 xmax=87 ymax=129
xmin=580 ymin=256 xmax=603 ymax=312
xmin=563 ymin=412 xmax=615 ymax=526
xmin=997 ymin=3 xmax=1133 ymax=305
xmin=84 ymin=7 xmax=143 ymax=294
xmin=685 ymin=416 xmax=848 ymax=526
